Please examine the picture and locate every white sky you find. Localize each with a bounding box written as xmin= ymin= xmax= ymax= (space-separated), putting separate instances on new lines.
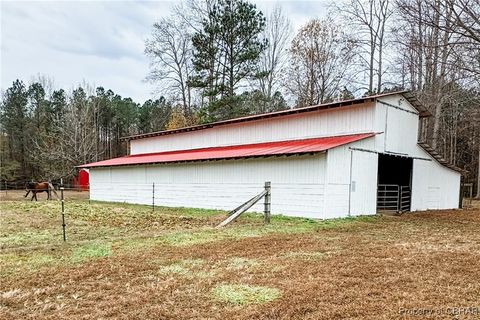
xmin=0 ymin=0 xmax=329 ymax=102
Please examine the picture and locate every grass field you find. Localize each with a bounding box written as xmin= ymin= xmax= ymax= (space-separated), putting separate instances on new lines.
xmin=1 ymin=191 xmax=479 ymax=319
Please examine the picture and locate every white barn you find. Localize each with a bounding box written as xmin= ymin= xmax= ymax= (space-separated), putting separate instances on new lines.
xmin=80 ymin=91 xmax=461 ymax=219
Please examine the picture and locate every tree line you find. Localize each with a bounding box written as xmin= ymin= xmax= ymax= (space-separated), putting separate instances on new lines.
xmin=1 ymin=0 xmax=479 ymax=197
xmin=0 ymin=80 xmax=176 ymax=180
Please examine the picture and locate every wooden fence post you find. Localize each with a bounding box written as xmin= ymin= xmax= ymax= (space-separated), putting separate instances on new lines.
xmin=60 ymin=178 xmax=66 ymax=242
xmin=264 ymin=181 xmax=271 ymax=224
xmin=152 ymin=182 xmax=155 ymax=212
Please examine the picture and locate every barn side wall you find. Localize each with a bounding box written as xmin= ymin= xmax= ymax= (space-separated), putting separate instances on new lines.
xmin=411 ymin=147 xmax=461 ymax=210
xmin=130 ymin=103 xmax=376 ymax=154
xmin=89 ymin=154 xmax=327 ymax=219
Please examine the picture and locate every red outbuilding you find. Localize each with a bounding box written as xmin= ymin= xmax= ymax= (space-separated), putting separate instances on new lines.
xmin=73 ymin=169 xmax=89 ymax=191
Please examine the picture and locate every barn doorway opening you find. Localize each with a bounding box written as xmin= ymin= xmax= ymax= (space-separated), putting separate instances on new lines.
xmin=377 ymin=154 xmax=413 ymax=213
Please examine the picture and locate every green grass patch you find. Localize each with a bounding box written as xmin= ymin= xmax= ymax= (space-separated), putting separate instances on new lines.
xmin=71 ymin=242 xmax=112 ymax=262
xmin=1 ymin=200 xmax=380 ymax=276
xmin=160 ymin=229 xmax=222 ymax=246
xmin=0 ymin=252 xmax=60 ymax=277
xmin=0 ymin=230 xmax=59 ymax=248
xmin=117 ymin=214 xmax=375 ymax=250
xmin=310 ymin=215 xmax=379 ymax=230
xmin=212 ymin=284 xmax=280 ymax=305
xmin=0 ymin=200 xmax=220 ymax=228
xmin=158 ymin=259 xmax=206 ymax=276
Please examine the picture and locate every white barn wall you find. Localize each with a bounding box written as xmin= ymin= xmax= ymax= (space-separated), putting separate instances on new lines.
xmin=323 ymin=146 xmax=351 ymax=219
xmin=372 ymin=96 xmax=460 ymax=210
xmin=373 ymin=94 xmax=420 ymax=155
xmin=324 ymin=137 xmax=377 ymax=218
xmin=130 ymin=103 xmax=376 ymax=154
xmin=411 ymin=147 xmax=461 ymax=210
xmin=90 ymin=154 xmax=327 ymax=219
xmin=349 ymin=150 xmax=378 ymax=216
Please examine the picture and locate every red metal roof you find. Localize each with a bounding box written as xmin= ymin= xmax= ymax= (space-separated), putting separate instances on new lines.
xmin=79 ymin=133 xmax=375 ymax=168
xmin=123 ymin=91 xmax=429 ymax=141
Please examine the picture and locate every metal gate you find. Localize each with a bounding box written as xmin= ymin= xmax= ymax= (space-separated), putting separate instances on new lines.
xmin=377 ymin=184 xmax=411 ymax=213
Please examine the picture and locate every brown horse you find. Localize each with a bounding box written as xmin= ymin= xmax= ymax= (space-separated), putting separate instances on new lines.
xmin=25 ymin=182 xmax=51 ymax=201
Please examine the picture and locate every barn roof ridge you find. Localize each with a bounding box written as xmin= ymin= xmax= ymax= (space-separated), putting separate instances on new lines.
xmin=123 ymin=91 xmax=429 ymax=141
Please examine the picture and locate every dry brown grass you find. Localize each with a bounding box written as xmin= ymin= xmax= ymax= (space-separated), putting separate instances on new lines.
xmin=1 ymin=199 xmax=479 ymax=319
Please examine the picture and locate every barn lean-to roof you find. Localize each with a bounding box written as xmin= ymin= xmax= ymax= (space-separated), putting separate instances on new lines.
xmin=417 ymin=142 xmax=464 ymax=173
xmin=122 ymin=91 xmax=430 ymax=141
xmin=79 ymin=133 xmax=375 ymax=168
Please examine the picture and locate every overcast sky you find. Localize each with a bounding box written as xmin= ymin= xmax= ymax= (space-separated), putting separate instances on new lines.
xmin=1 ymin=0 xmax=328 ymax=102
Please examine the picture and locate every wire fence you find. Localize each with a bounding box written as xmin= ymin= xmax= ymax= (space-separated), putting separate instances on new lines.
xmin=0 ymin=180 xmax=88 ymax=192
xmin=461 ymin=183 xmax=474 ymax=208
xmin=3 ymin=179 xmax=328 ymax=240
xmin=88 ymin=181 xmax=326 ymax=217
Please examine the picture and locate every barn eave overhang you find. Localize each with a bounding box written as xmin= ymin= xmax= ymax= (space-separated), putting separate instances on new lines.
xmin=78 ymin=152 xmax=325 ymax=169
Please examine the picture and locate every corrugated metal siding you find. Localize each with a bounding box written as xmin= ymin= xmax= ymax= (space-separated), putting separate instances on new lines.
xmin=349 ymin=150 xmax=378 ymax=216
xmin=90 ymin=154 xmax=327 ymax=218
xmin=131 ymin=104 xmax=376 ymax=154
xmin=411 ymin=147 xmax=460 ymax=210
xmin=324 ymin=145 xmax=350 ymax=218
xmin=323 ymin=137 xmax=376 ymax=218
xmin=385 ymin=107 xmax=419 ymax=155
xmin=374 ymin=94 xmax=420 ymax=155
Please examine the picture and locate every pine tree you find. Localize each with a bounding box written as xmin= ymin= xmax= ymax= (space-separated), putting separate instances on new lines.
xmin=0 ymin=80 xmax=30 ymax=179
xmin=190 ymin=0 xmax=267 ymax=122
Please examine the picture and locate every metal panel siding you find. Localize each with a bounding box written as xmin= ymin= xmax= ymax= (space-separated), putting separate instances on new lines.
xmin=373 ymin=104 xmax=387 ymax=152
xmin=323 ymin=137 xmax=376 ymax=218
xmin=324 ymin=146 xmax=350 ymax=218
xmin=349 ymin=150 xmax=378 ymax=216
xmin=385 ymin=108 xmax=419 ymax=154
xmin=130 ymin=104 xmax=376 ymax=154
xmin=411 ymin=147 xmax=461 ymax=210
xmin=377 ymin=94 xmax=419 ymax=113
xmin=374 ymin=94 xmax=419 ymax=155
xmin=89 ymin=154 xmax=327 ymax=218
xmin=89 ymin=168 xmax=111 ymax=202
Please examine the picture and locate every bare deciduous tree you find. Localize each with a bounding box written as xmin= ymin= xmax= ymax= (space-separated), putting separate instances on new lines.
xmin=145 ymin=18 xmax=194 ymax=114
xmin=395 ymin=0 xmax=480 ymax=196
xmin=334 ymin=0 xmax=393 ymax=94
xmin=287 ymin=18 xmax=357 ymax=107
xmin=257 ymin=5 xmax=292 ymax=104
xmin=395 ymin=0 xmax=455 ymax=148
